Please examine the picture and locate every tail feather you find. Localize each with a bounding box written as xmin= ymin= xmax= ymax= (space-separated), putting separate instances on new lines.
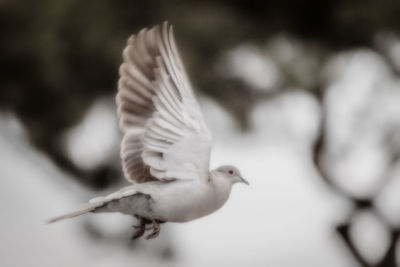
xmin=47 ymin=187 xmax=139 ymax=224
xmin=47 ymin=202 xmax=100 ymax=223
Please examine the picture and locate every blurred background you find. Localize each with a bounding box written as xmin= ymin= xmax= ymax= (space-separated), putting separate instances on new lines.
xmin=1 ymin=0 xmax=400 ymax=266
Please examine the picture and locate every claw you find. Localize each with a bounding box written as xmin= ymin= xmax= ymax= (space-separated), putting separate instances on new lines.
xmin=131 ymin=227 xmax=145 ymax=240
xmin=145 ymin=219 xmax=161 ymax=240
xmin=131 ymin=217 xmax=146 ymax=240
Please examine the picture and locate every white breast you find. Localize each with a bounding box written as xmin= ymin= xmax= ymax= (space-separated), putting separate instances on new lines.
xmin=141 ymin=178 xmax=232 ymax=223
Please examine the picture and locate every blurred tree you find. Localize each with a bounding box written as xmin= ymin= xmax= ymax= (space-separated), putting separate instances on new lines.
xmin=1 ymin=0 xmax=400 ymax=188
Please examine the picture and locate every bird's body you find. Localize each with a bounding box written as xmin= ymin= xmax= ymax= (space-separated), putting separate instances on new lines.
xmin=49 ymin=22 xmax=247 ymax=239
xmin=92 ymin=170 xmax=232 ymax=223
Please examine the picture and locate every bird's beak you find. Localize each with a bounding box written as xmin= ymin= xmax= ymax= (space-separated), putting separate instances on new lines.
xmin=239 ymin=176 xmax=249 ymax=185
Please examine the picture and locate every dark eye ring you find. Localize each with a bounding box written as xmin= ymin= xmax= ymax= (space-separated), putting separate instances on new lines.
xmin=228 ymin=170 xmax=233 ymax=175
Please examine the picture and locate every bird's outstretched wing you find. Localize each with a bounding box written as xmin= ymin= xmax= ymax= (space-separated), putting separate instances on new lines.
xmin=117 ymin=22 xmax=212 ymax=184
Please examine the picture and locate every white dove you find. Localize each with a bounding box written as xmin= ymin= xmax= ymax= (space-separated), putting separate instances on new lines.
xmin=48 ymin=22 xmax=248 ymax=240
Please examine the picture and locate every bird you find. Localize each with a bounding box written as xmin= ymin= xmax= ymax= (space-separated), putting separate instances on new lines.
xmin=48 ymin=22 xmax=248 ymax=240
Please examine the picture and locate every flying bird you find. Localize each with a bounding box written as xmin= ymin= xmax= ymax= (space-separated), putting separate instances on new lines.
xmin=48 ymin=22 xmax=248 ymax=240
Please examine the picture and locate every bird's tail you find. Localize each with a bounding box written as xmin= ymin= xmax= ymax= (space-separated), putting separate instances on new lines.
xmin=47 ymin=187 xmax=138 ymax=223
xmin=47 ymin=202 xmax=100 ymax=223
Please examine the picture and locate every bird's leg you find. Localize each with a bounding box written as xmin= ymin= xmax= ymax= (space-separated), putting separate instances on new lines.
xmin=145 ymin=219 xmax=161 ymax=240
xmin=131 ymin=216 xmax=146 ymax=240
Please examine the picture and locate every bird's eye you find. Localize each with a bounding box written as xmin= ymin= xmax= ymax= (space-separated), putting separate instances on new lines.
xmin=228 ymin=170 xmax=233 ymax=175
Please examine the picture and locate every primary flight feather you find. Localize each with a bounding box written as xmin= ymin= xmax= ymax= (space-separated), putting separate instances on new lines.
xmin=49 ymin=22 xmax=248 ymax=240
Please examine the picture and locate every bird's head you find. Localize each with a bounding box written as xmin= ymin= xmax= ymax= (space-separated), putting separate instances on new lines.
xmin=213 ymin=165 xmax=249 ymax=185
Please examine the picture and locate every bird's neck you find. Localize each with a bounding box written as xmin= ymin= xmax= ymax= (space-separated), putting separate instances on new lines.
xmin=209 ymin=171 xmax=234 ymax=209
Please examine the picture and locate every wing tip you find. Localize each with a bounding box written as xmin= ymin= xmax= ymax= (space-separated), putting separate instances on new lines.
xmin=127 ymin=35 xmax=135 ymax=45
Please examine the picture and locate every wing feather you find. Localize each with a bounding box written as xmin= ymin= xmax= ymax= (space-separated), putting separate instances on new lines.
xmin=117 ymin=22 xmax=212 ymax=183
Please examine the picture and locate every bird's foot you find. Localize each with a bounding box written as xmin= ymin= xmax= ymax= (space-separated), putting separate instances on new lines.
xmin=131 ymin=217 xmax=146 ymax=240
xmin=145 ymin=219 xmax=161 ymax=240
xmin=131 ymin=217 xmax=164 ymax=240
